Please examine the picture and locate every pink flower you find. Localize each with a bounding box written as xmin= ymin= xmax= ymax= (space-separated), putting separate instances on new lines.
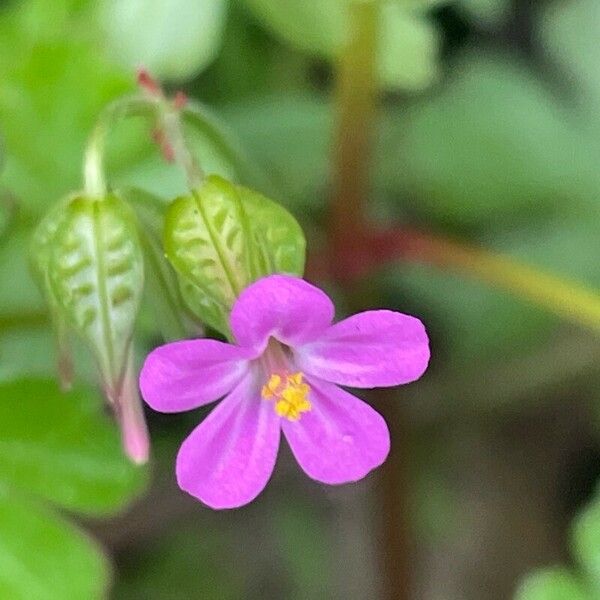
xmin=140 ymin=275 xmax=430 ymax=509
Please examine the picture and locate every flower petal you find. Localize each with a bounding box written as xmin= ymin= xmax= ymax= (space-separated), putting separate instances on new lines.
xmin=230 ymin=275 xmax=334 ymax=352
xmin=282 ymin=377 xmax=390 ymax=484
xmin=295 ymin=310 xmax=429 ymax=388
xmin=176 ymin=372 xmax=281 ymax=509
xmin=140 ymin=339 xmax=253 ymax=413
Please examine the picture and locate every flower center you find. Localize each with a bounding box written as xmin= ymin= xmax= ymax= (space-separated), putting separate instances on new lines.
xmin=261 ymin=371 xmax=311 ymax=421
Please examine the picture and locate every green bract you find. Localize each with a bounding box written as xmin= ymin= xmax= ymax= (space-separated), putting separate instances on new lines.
xmin=164 ymin=175 xmax=306 ymax=336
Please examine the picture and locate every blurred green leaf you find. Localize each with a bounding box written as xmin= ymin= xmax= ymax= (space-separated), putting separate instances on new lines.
xmin=101 ymin=0 xmax=228 ymax=82
xmin=222 ymin=95 xmax=332 ymax=210
xmin=272 ymin=501 xmax=332 ymax=599
xmin=0 ymin=379 xmax=146 ymax=514
xmin=241 ymin=0 xmax=439 ymax=90
xmin=387 ymin=53 xmax=599 ymax=228
xmin=572 ymin=496 xmax=600 ymax=592
xmin=242 ymin=0 xmax=340 ymax=57
xmin=0 ymin=224 xmax=45 ymax=316
xmin=113 ymin=521 xmax=241 ymax=600
xmin=0 ymin=36 xmax=131 ymax=215
xmin=0 ymin=488 xmax=109 ymax=600
xmin=515 ymin=569 xmax=590 ymax=600
xmin=459 ymin=0 xmax=511 ymax=26
xmin=45 ymin=195 xmax=144 ymax=389
xmin=0 ymin=328 xmax=56 ymax=383
xmin=378 ymin=3 xmax=440 ymax=90
xmin=542 ymin=0 xmax=600 ymax=113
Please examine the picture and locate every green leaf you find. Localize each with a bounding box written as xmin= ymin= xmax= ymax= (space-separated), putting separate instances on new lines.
xmin=514 ymin=568 xmax=590 ymax=600
xmin=0 ymin=379 xmax=146 ymax=514
xmin=113 ymin=520 xmax=242 ymax=600
xmin=542 ymin=0 xmax=600 ymax=113
xmin=242 ymin=0 xmax=340 ymax=57
xmin=221 ymin=95 xmax=332 ymax=210
xmin=164 ymin=175 xmax=305 ymax=334
xmin=572 ymin=497 xmax=600 ymax=592
xmin=0 ymin=328 xmax=58 ymax=383
xmin=241 ymin=0 xmax=439 ymax=91
xmin=389 ymin=52 xmax=600 ymax=228
xmin=0 ymin=36 xmax=131 ymax=215
xmin=378 ymin=3 xmax=440 ymax=90
xmin=1 ymin=224 xmax=45 ymax=316
xmin=0 ymin=488 xmax=109 ymax=600
xmin=46 ymin=194 xmax=144 ymax=389
xmin=459 ymin=0 xmax=511 ymax=26
xmin=101 ymin=0 xmax=228 ymax=82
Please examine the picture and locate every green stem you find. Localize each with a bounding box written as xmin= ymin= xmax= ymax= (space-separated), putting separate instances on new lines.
xmin=331 ymin=2 xmax=378 ymax=250
xmin=182 ymin=100 xmax=270 ymax=192
xmin=159 ymin=104 xmax=205 ymax=189
xmin=83 ymin=95 xmax=154 ymax=198
xmin=394 ymin=229 xmax=600 ymax=333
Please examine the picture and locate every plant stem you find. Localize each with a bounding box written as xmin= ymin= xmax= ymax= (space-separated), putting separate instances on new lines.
xmin=329 ymin=4 xmax=412 ymax=600
xmin=404 ymin=230 xmax=600 ymax=332
xmin=159 ymin=104 xmax=205 ymax=189
xmin=331 ymin=2 xmax=378 ymax=260
xmin=368 ymin=228 xmax=600 ymax=333
xmin=83 ymin=96 xmax=151 ymax=198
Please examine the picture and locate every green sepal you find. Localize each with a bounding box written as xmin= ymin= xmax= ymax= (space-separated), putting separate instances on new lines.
xmin=164 ymin=174 xmax=305 ymax=336
xmin=42 ymin=193 xmax=144 ymax=393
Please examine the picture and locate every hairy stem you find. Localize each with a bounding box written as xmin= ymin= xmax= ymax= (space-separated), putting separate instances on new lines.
xmin=159 ymin=104 xmax=205 ymax=189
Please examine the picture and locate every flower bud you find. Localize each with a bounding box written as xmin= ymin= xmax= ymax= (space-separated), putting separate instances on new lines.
xmin=31 ymin=193 xmax=148 ymax=463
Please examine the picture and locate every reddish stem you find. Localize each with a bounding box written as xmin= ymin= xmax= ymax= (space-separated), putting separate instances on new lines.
xmin=327 ymin=5 xmax=412 ymax=600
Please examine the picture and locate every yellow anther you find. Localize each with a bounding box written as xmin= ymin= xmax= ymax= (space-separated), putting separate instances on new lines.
xmin=261 ymin=371 xmax=311 ymax=421
xmin=261 ymin=374 xmax=281 ymax=399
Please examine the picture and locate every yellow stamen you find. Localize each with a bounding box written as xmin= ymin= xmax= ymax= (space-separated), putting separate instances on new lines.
xmin=261 ymin=371 xmax=311 ymax=421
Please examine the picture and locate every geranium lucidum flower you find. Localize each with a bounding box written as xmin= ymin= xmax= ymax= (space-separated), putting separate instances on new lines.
xmin=140 ymin=275 xmax=430 ymax=509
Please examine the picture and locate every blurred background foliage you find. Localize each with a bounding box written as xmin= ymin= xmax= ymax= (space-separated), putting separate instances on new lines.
xmin=1 ymin=0 xmax=600 ymax=598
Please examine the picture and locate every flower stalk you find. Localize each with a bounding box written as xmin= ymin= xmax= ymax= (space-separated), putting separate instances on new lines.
xmin=83 ymin=95 xmax=152 ymax=198
xmin=137 ymin=69 xmax=204 ymax=189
